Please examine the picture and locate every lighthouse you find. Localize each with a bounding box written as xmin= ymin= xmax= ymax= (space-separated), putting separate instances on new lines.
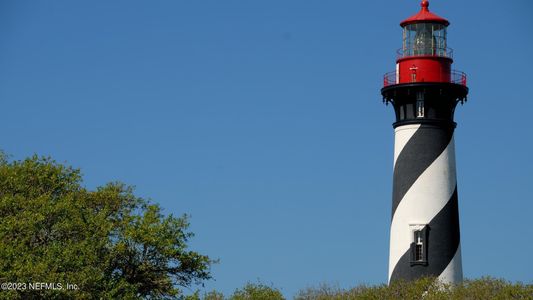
xmin=381 ymin=0 xmax=468 ymax=284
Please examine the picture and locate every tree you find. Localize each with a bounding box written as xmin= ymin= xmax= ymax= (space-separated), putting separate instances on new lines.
xmin=0 ymin=153 xmax=213 ymax=299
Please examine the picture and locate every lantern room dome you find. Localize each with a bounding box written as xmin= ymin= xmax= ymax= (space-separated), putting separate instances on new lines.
xmin=400 ymin=0 xmax=449 ymax=27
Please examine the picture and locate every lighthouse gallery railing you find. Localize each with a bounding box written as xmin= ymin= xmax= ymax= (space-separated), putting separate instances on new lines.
xmin=396 ymin=46 xmax=454 ymax=59
xmin=383 ymin=70 xmax=467 ymax=87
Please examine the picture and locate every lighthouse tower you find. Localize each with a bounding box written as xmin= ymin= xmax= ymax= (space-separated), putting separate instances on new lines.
xmin=381 ymin=0 xmax=468 ymax=284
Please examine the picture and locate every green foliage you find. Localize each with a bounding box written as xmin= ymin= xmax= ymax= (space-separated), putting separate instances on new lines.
xmin=203 ymin=290 xmax=225 ymax=300
xmin=198 ymin=278 xmax=532 ymax=300
xmin=451 ymin=277 xmax=533 ymax=300
xmin=295 ymin=277 xmax=533 ymax=300
xmin=199 ymin=283 xmax=285 ymax=300
xmin=229 ymin=282 xmax=284 ymax=300
xmin=0 ymin=154 xmax=213 ymax=299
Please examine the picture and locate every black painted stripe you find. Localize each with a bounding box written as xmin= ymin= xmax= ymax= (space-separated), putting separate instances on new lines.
xmin=391 ymin=125 xmax=454 ymax=219
xmin=390 ymin=187 xmax=460 ymax=282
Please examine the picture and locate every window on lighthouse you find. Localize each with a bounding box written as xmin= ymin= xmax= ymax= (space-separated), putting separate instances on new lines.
xmin=410 ymin=225 xmax=428 ymax=265
xmin=417 ymin=100 xmax=425 ymax=118
xmin=416 ymin=92 xmax=425 ymax=118
xmin=415 ymin=231 xmax=424 ymax=261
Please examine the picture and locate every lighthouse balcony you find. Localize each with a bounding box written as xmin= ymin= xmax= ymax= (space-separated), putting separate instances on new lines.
xmin=397 ymin=46 xmax=454 ymax=60
xmin=383 ymin=69 xmax=467 ymax=87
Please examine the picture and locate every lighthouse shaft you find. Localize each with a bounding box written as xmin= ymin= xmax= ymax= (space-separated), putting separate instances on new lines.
xmin=389 ymin=123 xmax=462 ymax=283
xmin=381 ymin=0 xmax=468 ymax=284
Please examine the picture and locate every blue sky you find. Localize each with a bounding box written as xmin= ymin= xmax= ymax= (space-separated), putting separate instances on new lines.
xmin=1 ymin=0 xmax=532 ymax=297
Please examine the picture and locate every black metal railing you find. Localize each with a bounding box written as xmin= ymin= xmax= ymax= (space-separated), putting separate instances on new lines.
xmin=383 ymin=70 xmax=467 ymax=87
xmin=383 ymin=71 xmax=397 ymax=87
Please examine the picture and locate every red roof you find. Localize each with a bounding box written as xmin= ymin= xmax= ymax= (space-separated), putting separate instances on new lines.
xmin=400 ymin=0 xmax=449 ymax=27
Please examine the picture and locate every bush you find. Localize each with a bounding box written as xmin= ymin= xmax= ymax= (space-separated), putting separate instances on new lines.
xmin=229 ymin=282 xmax=284 ymax=300
xmin=200 ymin=282 xmax=284 ymax=300
xmin=295 ymin=277 xmax=533 ymax=300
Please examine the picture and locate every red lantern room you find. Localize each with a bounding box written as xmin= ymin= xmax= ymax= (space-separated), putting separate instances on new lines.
xmin=384 ymin=0 xmax=466 ymax=87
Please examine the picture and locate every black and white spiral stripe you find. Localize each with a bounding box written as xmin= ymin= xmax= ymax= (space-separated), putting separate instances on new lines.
xmin=388 ymin=123 xmax=462 ymax=284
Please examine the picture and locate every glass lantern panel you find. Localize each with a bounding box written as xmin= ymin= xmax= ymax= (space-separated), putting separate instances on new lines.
xmin=403 ymin=23 xmax=447 ymax=57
